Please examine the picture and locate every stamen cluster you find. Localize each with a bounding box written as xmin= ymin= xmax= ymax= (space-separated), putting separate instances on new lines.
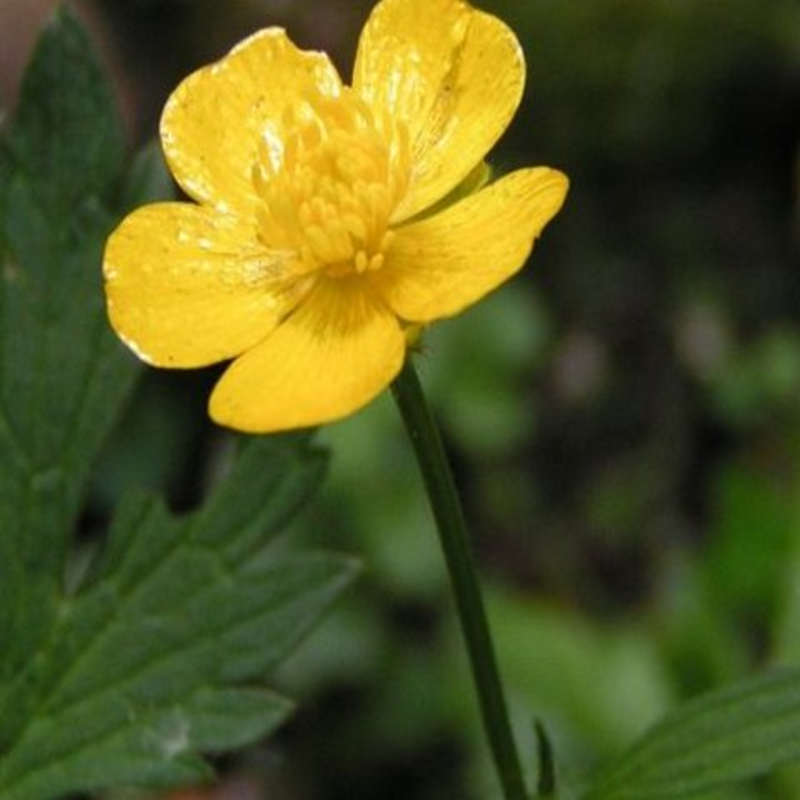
xmin=253 ymin=88 xmax=411 ymax=279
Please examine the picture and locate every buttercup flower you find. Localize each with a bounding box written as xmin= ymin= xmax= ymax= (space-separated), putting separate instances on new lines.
xmin=104 ymin=0 xmax=568 ymax=432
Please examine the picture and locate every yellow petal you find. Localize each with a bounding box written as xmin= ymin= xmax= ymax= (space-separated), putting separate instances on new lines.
xmin=209 ymin=279 xmax=405 ymax=433
xmin=161 ymin=28 xmax=342 ymax=218
xmin=373 ymin=167 xmax=568 ymax=322
xmin=353 ymin=0 xmax=525 ymax=221
xmin=104 ymin=203 xmax=301 ymax=367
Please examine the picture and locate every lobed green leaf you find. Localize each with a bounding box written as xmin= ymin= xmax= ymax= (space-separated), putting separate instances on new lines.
xmin=0 ymin=9 xmax=357 ymax=800
xmin=0 ymin=3 xmax=138 ymax=704
xmin=0 ymin=439 xmax=356 ymax=800
xmin=584 ymin=667 xmax=800 ymax=800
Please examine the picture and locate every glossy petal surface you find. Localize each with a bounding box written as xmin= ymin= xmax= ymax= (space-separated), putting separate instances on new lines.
xmin=209 ymin=280 xmax=405 ymax=432
xmin=104 ymin=203 xmax=302 ymax=367
xmin=373 ymin=168 xmax=568 ymax=322
xmin=161 ymin=29 xmax=343 ymax=219
xmin=354 ymin=0 xmax=525 ymax=221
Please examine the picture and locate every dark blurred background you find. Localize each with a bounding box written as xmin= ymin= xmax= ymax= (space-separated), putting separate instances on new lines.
xmin=4 ymin=0 xmax=800 ymax=798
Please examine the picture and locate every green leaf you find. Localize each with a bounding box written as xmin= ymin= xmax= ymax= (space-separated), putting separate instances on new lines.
xmin=584 ymin=668 xmax=800 ymax=800
xmin=0 ymin=3 xmax=138 ymax=701
xmin=0 ymin=9 xmax=356 ymax=799
xmin=6 ymin=5 xmax=124 ymax=215
xmin=0 ymin=436 xmax=357 ymax=800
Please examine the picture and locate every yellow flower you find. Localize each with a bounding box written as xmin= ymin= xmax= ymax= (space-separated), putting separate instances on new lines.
xmin=104 ymin=0 xmax=568 ymax=433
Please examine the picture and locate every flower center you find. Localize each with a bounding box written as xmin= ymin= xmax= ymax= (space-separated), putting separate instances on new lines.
xmin=253 ymin=88 xmax=410 ymax=279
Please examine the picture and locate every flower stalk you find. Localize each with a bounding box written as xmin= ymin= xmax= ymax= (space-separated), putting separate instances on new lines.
xmin=391 ymin=357 xmax=529 ymax=800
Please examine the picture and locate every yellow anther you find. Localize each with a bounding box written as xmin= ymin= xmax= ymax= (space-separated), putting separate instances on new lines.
xmin=354 ymin=251 xmax=370 ymax=273
xmin=254 ymin=86 xmax=410 ymax=277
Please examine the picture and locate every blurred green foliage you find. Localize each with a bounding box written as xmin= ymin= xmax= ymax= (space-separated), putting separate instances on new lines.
xmin=65 ymin=0 xmax=800 ymax=797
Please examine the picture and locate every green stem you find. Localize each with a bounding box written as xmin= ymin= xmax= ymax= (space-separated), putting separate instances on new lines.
xmin=391 ymin=357 xmax=529 ymax=800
